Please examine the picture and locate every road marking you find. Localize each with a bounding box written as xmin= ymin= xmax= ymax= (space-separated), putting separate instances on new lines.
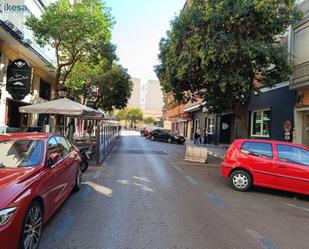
xmin=258 ymin=240 xmax=279 ymax=249
xmin=53 ymin=215 xmax=74 ymax=241
xmin=245 ymin=229 xmax=280 ymax=249
xmin=171 ymin=164 xmax=182 ymax=172
xmin=285 ymin=203 xmax=309 ymax=212
xmin=92 ymin=171 xmax=101 ymax=179
xmin=205 ymin=193 xmax=225 ymax=208
xmin=185 ymin=175 xmax=198 ymax=185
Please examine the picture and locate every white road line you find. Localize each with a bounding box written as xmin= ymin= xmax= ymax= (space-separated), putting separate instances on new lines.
xmin=185 ymin=175 xmax=198 ymax=185
xmin=245 ymin=228 xmax=263 ymax=240
xmin=172 ymin=165 xmax=182 ymax=172
xmin=245 ymin=229 xmax=280 ymax=249
xmin=285 ymin=203 xmax=309 ymax=212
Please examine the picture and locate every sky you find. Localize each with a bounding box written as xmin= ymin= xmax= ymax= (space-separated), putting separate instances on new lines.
xmin=105 ymin=0 xmax=186 ymax=82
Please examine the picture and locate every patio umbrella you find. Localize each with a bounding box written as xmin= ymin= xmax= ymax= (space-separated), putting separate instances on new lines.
xmin=19 ymin=98 xmax=103 ymax=117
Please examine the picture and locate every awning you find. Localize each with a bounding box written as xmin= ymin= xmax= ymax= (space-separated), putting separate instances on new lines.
xmin=19 ymin=98 xmax=103 ymax=118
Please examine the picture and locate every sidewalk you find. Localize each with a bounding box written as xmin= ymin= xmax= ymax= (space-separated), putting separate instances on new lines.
xmin=186 ymin=140 xmax=228 ymax=160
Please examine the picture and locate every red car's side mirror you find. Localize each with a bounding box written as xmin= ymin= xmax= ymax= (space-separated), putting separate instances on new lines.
xmin=47 ymin=152 xmax=60 ymax=167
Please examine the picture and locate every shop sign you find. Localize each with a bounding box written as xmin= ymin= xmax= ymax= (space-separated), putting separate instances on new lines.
xmin=6 ymin=59 xmax=32 ymax=101
xmin=181 ymin=112 xmax=193 ymax=120
xmin=284 ymin=121 xmax=293 ymax=132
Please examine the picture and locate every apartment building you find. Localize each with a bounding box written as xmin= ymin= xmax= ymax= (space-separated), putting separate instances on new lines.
xmin=144 ymin=80 xmax=164 ymax=119
xmin=0 ymin=0 xmax=58 ymax=133
xmin=290 ymin=0 xmax=309 ymax=146
xmin=127 ymin=77 xmax=141 ymax=108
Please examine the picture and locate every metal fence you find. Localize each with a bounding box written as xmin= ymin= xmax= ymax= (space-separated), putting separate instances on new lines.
xmin=95 ymin=123 xmax=119 ymax=165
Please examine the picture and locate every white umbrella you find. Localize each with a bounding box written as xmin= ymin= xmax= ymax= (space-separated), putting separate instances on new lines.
xmin=19 ymin=98 xmax=102 ymax=117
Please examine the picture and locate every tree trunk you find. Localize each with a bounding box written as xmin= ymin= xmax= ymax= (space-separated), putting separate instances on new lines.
xmin=238 ymin=114 xmax=249 ymax=138
xmin=233 ymin=102 xmax=250 ymax=139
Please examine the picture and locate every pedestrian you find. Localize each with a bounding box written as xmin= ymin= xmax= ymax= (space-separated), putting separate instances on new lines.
xmin=194 ymin=129 xmax=200 ymax=145
xmin=200 ymin=128 xmax=206 ymax=145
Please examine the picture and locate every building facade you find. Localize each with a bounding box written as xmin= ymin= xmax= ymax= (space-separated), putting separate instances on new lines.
xmin=0 ymin=0 xmax=57 ymax=133
xmin=290 ymin=0 xmax=309 ymax=146
xmin=127 ymin=77 xmax=141 ymax=108
xmin=144 ymin=79 xmax=164 ymax=119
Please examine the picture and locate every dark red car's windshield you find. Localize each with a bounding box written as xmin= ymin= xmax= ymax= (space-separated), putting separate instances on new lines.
xmin=0 ymin=139 xmax=44 ymax=168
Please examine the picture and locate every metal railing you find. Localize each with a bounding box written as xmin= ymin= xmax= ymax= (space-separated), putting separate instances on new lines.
xmin=95 ymin=123 xmax=119 ymax=165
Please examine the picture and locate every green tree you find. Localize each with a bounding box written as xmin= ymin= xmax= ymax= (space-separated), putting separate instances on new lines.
xmin=127 ymin=108 xmax=143 ymax=126
xmin=144 ymin=116 xmax=156 ymax=125
xmin=87 ymin=64 xmax=133 ymax=111
xmin=26 ymin=0 xmax=112 ymax=90
xmin=116 ymin=108 xmax=128 ymax=121
xmin=155 ymin=0 xmax=301 ymax=137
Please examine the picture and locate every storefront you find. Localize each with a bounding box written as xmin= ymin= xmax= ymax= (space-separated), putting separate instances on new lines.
xmin=0 ymin=22 xmax=56 ymax=133
xmin=248 ymin=82 xmax=295 ymax=142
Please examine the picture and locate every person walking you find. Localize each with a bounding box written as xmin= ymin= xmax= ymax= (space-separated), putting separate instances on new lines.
xmin=194 ymin=129 xmax=200 ymax=145
xmin=200 ymin=128 xmax=206 ymax=145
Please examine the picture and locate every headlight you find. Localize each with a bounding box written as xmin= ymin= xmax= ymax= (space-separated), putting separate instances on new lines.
xmin=0 ymin=207 xmax=17 ymax=227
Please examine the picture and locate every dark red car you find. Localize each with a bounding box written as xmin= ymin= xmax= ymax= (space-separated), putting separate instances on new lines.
xmin=221 ymin=139 xmax=309 ymax=195
xmin=0 ymin=133 xmax=82 ymax=249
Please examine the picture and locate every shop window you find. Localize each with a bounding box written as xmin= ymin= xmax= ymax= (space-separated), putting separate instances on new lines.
xmin=251 ymin=109 xmax=271 ymax=137
xmin=206 ymin=117 xmax=214 ymax=135
xmin=39 ymin=79 xmax=51 ymax=100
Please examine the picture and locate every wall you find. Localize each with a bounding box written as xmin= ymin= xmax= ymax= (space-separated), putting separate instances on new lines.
xmin=127 ymin=78 xmax=141 ymax=108
xmin=248 ymin=85 xmax=295 ymax=141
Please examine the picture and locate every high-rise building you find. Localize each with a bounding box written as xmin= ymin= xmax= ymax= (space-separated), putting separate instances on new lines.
xmin=127 ymin=78 xmax=141 ymax=108
xmin=144 ymin=80 xmax=164 ymax=119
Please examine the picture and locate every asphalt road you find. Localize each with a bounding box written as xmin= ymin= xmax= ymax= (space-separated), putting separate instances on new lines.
xmin=39 ymin=130 xmax=309 ymax=249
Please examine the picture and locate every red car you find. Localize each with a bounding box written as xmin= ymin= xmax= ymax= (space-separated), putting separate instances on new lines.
xmin=0 ymin=133 xmax=82 ymax=249
xmin=221 ymin=139 xmax=309 ymax=195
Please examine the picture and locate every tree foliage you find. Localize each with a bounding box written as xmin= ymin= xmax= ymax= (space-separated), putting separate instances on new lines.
xmin=115 ymin=109 xmax=128 ymax=121
xmin=144 ymin=116 xmax=156 ymax=124
xmin=126 ymin=108 xmax=144 ymax=124
xmin=155 ymin=0 xmax=301 ymax=137
xmin=87 ymin=64 xmax=133 ymax=111
xmin=26 ymin=0 xmax=112 ymax=89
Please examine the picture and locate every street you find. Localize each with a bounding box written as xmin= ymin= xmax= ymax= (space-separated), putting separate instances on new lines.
xmin=39 ymin=131 xmax=309 ymax=249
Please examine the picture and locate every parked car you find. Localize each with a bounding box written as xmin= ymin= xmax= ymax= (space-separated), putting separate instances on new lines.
xmin=142 ymin=126 xmax=160 ymax=137
xmin=0 ymin=133 xmax=82 ymax=249
xmin=221 ymin=139 xmax=309 ymax=195
xmin=150 ymin=129 xmax=186 ymax=144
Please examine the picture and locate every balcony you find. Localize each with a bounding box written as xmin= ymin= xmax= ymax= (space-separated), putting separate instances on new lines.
xmin=290 ymin=61 xmax=309 ymax=89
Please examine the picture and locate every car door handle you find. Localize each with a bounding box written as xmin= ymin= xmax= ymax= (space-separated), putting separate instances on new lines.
xmin=278 ymin=165 xmax=287 ymax=168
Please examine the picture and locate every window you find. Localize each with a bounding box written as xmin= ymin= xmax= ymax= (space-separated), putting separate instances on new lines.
xmin=241 ymin=142 xmax=273 ymax=158
xmin=194 ymin=119 xmax=200 ymax=133
xmin=206 ymin=117 xmax=214 ymax=135
xmin=251 ymin=110 xmax=271 ymax=137
xmin=277 ymin=145 xmax=309 ymax=166
xmin=0 ymin=140 xmax=44 ymax=168
xmin=39 ymin=79 xmax=51 ymax=100
xmin=55 ymin=136 xmax=71 ymax=157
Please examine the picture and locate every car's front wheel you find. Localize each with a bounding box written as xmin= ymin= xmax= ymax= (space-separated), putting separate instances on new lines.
xmin=167 ymin=138 xmax=172 ymax=143
xmin=19 ymin=200 xmax=43 ymax=249
xmin=229 ymin=170 xmax=252 ymax=191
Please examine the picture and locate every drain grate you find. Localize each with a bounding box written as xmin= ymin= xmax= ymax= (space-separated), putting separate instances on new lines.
xmin=113 ymin=149 xmax=168 ymax=155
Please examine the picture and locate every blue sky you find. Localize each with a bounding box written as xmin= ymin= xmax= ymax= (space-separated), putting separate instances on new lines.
xmin=105 ymin=0 xmax=185 ymax=82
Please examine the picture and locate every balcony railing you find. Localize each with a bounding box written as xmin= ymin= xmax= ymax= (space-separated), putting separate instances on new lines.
xmin=291 ymin=61 xmax=309 ymax=89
